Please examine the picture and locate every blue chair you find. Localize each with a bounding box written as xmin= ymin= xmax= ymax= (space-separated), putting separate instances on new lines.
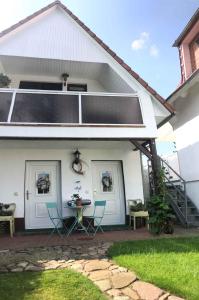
xmin=85 ymin=200 xmax=106 ymax=236
xmin=46 ymin=202 xmax=69 ymax=238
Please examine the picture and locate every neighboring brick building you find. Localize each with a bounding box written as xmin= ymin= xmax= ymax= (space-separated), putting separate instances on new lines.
xmin=173 ymin=8 xmax=199 ymax=83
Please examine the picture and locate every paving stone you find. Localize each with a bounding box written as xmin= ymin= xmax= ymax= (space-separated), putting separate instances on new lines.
xmin=67 ymin=259 xmax=75 ymax=263
xmin=94 ymin=279 xmax=112 ymax=292
xmin=107 ymin=289 xmax=123 ymax=297
xmin=118 ymin=267 xmax=128 ymax=272
xmin=122 ymin=287 xmax=140 ymax=299
xmin=80 ymin=253 xmax=89 ymax=258
xmin=89 ymin=270 xmax=111 ymax=281
xmin=109 ymin=265 xmax=118 ymax=271
xmin=102 ymin=242 xmax=113 ymax=248
xmin=132 ymin=281 xmax=163 ymax=300
xmin=44 ymin=260 xmax=61 ymax=269
xmin=0 ymin=250 xmax=9 ymax=253
xmin=98 ymin=249 xmax=106 ymax=255
xmin=88 ymin=247 xmax=96 ymax=251
xmin=63 ymin=251 xmax=70 ymax=256
xmin=159 ymin=293 xmax=170 ymax=300
xmin=111 ymin=272 xmax=137 ymax=289
xmin=75 ymin=260 xmax=85 ymax=264
xmin=89 ymin=251 xmax=98 ymax=256
xmin=113 ymin=296 xmax=130 ymax=300
xmin=7 ymin=264 xmax=16 ymax=270
xmin=111 ymin=269 xmax=121 ymax=274
xmin=85 ymin=260 xmax=111 ymax=272
xmin=11 ymin=267 xmax=23 ymax=272
xmin=25 ymin=265 xmax=43 ymax=272
xmin=58 ymin=263 xmax=69 ymax=269
xmin=70 ymin=263 xmax=83 ymax=271
xmin=168 ymin=296 xmax=185 ymax=300
xmin=17 ymin=262 xmax=29 ymax=268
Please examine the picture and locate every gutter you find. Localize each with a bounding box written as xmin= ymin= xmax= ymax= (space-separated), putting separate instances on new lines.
xmin=157 ymin=112 xmax=175 ymax=129
xmin=166 ymin=69 xmax=199 ymax=102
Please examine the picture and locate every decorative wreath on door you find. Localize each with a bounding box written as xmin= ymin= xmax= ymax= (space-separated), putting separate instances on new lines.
xmin=72 ymin=149 xmax=85 ymax=175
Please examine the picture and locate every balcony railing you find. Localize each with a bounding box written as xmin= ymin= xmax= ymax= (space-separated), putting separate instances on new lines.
xmin=0 ymin=89 xmax=143 ymax=126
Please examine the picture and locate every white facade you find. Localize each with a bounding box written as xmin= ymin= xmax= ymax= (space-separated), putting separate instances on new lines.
xmin=169 ymin=73 xmax=199 ymax=209
xmin=0 ymin=140 xmax=143 ymax=226
xmin=0 ymin=2 xmax=171 ymax=229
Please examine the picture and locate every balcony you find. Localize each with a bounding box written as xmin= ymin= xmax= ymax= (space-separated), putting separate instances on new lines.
xmin=0 ymin=89 xmax=143 ymax=126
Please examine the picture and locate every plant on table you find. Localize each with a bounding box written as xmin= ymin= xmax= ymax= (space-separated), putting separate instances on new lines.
xmin=71 ymin=194 xmax=82 ymax=206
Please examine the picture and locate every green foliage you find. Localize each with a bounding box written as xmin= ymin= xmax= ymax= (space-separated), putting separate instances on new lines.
xmin=156 ymin=168 xmax=167 ymax=199
xmin=108 ymin=237 xmax=199 ymax=300
xmin=0 ymin=73 xmax=11 ymax=88
xmin=148 ymin=168 xmax=175 ymax=234
xmin=148 ymin=195 xmax=175 ymax=234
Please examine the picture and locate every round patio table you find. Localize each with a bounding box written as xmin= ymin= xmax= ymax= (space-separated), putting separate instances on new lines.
xmin=66 ymin=200 xmax=91 ymax=236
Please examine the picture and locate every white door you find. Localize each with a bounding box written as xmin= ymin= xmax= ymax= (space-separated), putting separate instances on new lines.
xmin=92 ymin=161 xmax=125 ymax=225
xmin=25 ymin=161 xmax=61 ymax=229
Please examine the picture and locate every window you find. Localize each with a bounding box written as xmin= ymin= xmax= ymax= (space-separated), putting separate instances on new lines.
xmin=67 ymin=84 xmax=87 ymax=92
xmin=19 ymin=81 xmax=63 ymax=91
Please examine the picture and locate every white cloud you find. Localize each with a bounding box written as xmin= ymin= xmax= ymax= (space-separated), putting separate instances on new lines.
xmin=131 ymin=32 xmax=159 ymax=58
xmin=149 ymin=45 xmax=159 ymax=57
xmin=131 ymin=32 xmax=149 ymax=50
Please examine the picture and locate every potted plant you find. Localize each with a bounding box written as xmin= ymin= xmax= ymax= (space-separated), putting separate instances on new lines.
xmin=148 ymin=195 xmax=175 ymax=234
xmin=0 ymin=73 xmax=11 ymax=88
xmin=72 ymin=194 xmax=82 ymax=207
xmin=148 ymin=168 xmax=175 ymax=234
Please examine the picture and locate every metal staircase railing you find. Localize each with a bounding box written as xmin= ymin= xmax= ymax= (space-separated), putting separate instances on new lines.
xmin=148 ymin=156 xmax=199 ymax=227
xmin=158 ymin=156 xmax=188 ymax=226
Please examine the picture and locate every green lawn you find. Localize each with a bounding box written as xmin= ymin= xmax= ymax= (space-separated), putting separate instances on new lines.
xmin=108 ymin=237 xmax=199 ymax=300
xmin=0 ymin=269 xmax=106 ymax=300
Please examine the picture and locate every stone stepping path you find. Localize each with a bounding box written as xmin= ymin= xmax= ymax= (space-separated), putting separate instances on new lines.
xmin=0 ymin=242 xmax=184 ymax=300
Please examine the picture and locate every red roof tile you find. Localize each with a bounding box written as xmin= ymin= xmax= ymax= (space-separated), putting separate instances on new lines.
xmin=173 ymin=8 xmax=199 ymax=47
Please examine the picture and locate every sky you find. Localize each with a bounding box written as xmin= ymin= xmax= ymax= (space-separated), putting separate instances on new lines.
xmin=0 ymin=0 xmax=198 ymax=98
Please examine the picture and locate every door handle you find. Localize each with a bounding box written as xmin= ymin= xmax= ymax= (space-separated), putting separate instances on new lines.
xmin=26 ymin=190 xmax=31 ymax=200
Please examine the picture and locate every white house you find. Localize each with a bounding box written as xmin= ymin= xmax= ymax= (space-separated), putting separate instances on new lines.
xmin=0 ymin=1 xmax=173 ymax=231
xmin=167 ymin=9 xmax=199 ymax=223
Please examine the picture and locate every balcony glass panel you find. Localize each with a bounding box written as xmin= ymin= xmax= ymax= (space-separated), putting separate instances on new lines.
xmin=82 ymin=95 xmax=143 ymax=124
xmin=11 ymin=93 xmax=79 ymax=123
xmin=0 ymin=92 xmax=12 ymax=122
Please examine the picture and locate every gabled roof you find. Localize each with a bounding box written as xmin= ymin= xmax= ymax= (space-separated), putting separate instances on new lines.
xmin=173 ymin=8 xmax=199 ymax=47
xmin=0 ymin=0 xmax=174 ymax=113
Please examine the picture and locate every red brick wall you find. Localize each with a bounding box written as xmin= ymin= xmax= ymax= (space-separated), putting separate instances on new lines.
xmin=189 ymin=34 xmax=199 ymax=72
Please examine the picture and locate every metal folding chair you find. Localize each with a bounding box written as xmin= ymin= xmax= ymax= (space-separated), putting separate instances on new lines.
xmin=46 ymin=202 xmax=69 ymax=238
xmin=86 ymin=200 xmax=106 ymax=236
